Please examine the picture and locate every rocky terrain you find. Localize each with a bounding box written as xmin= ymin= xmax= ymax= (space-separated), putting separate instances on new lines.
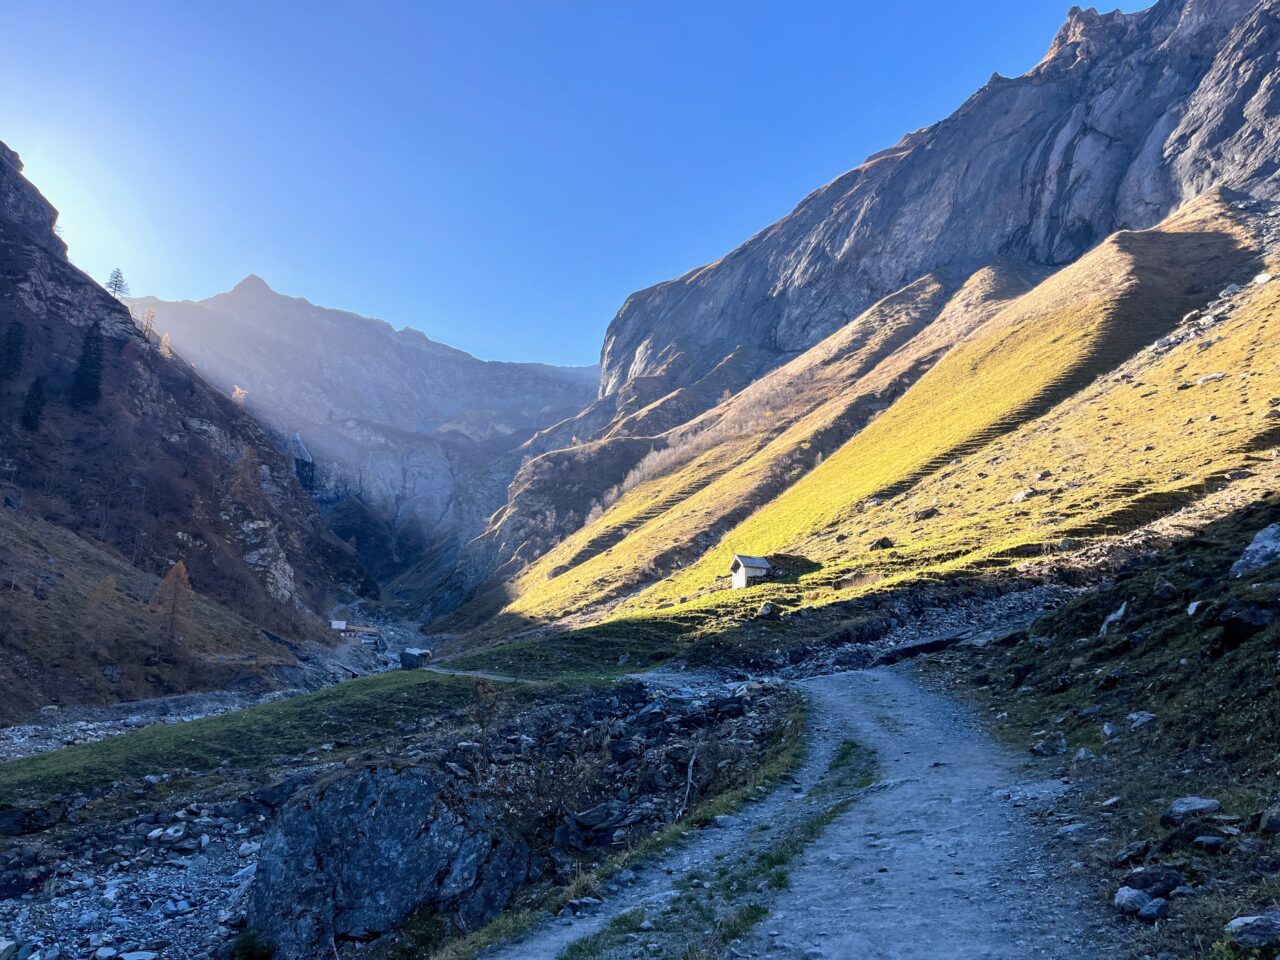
xmin=0 ymin=142 xmax=374 ymax=721
xmin=481 ymin=665 xmax=1123 ymax=960
xmin=134 ymin=279 xmax=598 ymax=618
xmin=7 ymin=0 xmax=1280 ymax=957
xmin=3 ymin=537 xmax=1279 ymax=958
xmin=0 ymin=676 xmax=788 ymax=960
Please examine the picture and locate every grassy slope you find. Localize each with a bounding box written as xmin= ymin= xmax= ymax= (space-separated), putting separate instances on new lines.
xmin=0 ymin=507 xmax=310 ymax=723
xmin=453 ymin=194 xmax=1275 ymax=674
xmin=493 ymin=262 xmax=1039 ymax=627
xmin=0 ymin=668 xmax=522 ymax=806
xmin=628 ymin=195 xmax=1255 ymax=609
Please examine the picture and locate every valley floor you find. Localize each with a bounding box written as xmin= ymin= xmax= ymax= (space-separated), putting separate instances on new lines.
xmin=482 ymin=666 xmax=1119 ymax=960
xmin=0 ymin=626 xmax=410 ymax=763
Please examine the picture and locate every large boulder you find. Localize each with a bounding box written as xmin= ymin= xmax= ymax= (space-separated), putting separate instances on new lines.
xmin=1230 ymin=524 xmax=1280 ymax=578
xmin=246 ymin=766 xmax=529 ymax=959
xmin=1160 ymin=796 xmax=1221 ymax=826
xmin=1258 ymin=800 xmax=1280 ymax=834
xmin=1212 ymin=602 xmax=1276 ymax=656
xmin=1114 ymin=887 xmax=1151 ymax=916
xmin=1120 ymin=866 xmax=1185 ymax=899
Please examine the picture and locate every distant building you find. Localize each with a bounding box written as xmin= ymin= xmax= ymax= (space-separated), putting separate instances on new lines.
xmin=329 ymin=619 xmax=382 ymax=646
xmin=729 ymin=554 xmax=771 ymax=589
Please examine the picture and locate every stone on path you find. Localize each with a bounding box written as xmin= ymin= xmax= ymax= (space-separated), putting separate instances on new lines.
xmin=1161 ymin=796 xmax=1221 ymax=825
xmin=1226 ymin=913 xmax=1280 ymax=949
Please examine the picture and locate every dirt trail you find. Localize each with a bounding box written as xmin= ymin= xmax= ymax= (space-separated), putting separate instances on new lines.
xmin=482 ymin=667 xmax=1118 ymax=960
xmin=742 ymin=670 xmax=1117 ymax=958
xmin=422 ymin=665 xmax=538 ymax=684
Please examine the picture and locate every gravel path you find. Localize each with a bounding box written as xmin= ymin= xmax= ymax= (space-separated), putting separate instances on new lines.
xmin=742 ymin=669 xmax=1118 ymax=959
xmin=482 ymin=667 xmax=1119 ymax=960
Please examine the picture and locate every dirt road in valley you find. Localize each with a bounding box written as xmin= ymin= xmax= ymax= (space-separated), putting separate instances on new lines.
xmin=483 ymin=667 xmax=1119 ymax=959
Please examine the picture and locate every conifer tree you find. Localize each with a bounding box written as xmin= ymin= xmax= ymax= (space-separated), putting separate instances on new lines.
xmin=19 ymin=377 xmax=45 ymax=430
xmin=105 ymin=268 xmax=129 ymax=299
xmin=0 ymin=321 xmax=25 ymax=379
xmin=69 ymin=322 xmax=103 ymax=408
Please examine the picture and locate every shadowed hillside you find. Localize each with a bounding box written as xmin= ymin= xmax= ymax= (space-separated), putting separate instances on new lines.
xmin=134 ymin=278 xmax=599 ymax=616
xmin=0 ymin=142 xmax=373 ymax=720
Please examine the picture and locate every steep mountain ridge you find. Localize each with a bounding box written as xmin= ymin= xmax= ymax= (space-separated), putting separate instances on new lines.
xmin=136 ymin=281 xmax=598 ymax=613
xmin=457 ymin=193 xmax=1264 ymax=631
xmin=457 ymin=0 xmax=1280 ymax=623
xmin=138 ymin=277 xmax=597 ymax=442
xmin=0 ymin=143 xmax=373 ymax=720
xmin=598 ymin=0 xmax=1265 ymax=407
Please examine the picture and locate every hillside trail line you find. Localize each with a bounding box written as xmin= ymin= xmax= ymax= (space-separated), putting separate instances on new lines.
xmin=481 ymin=666 xmax=1118 ymax=960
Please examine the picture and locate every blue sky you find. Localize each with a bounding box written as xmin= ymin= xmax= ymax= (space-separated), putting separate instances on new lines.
xmin=2 ymin=1 xmax=1148 ymax=365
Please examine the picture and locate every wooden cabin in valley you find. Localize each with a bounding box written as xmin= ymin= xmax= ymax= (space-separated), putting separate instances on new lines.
xmin=729 ymin=554 xmax=771 ymax=589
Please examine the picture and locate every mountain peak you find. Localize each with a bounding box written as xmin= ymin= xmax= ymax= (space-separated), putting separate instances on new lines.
xmin=231 ymin=274 xmax=275 ymax=296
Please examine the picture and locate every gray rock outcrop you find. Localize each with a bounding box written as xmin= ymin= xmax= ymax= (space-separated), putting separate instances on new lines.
xmin=134 ymin=278 xmax=599 ymax=614
xmin=244 ymin=679 xmax=785 ymax=958
xmin=246 ymin=766 xmax=529 ymax=958
xmin=1230 ymin=523 xmax=1280 ymax=576
xmin=597 ymin=0 xmax=1274 ymax=422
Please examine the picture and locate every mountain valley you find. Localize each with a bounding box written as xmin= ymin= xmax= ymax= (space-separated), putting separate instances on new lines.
xmin=4 ymin=1 xmax=1280 ymax=958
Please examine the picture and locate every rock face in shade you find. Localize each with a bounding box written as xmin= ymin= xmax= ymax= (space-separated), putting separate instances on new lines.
xmin=134 ymin=280 xmax=599 ymax=611
xmin=246 ymin=766 xmax=531 ymax=958
xmin=0 ymin=140 xmax=373 ymax=718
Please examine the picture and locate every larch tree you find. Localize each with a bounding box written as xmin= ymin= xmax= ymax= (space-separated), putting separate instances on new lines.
xmin=105 ymin=268 xmax=129 ymax=299
xmin=159 ymin=332 xmax=173 ymax=359
xmin=152 ymin=560 xmax=194 ymax=643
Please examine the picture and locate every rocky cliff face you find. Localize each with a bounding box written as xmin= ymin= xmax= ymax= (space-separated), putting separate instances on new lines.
xmin=138 ymin=276 xmax=597 ymax=444
xmin=465 ymin=0 xmax=1280 ymax=598
xmin=598 ymin=0 xmax=1270 ymax=417
xmin=0 ymin=141 xmax=373 ymax=717
xmin=135 ymin=280 xmax=598 ymax=613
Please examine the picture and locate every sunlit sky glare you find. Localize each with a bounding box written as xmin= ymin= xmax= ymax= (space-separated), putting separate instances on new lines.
xmin=2 ymin=1 xmax=1149 ymax=365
